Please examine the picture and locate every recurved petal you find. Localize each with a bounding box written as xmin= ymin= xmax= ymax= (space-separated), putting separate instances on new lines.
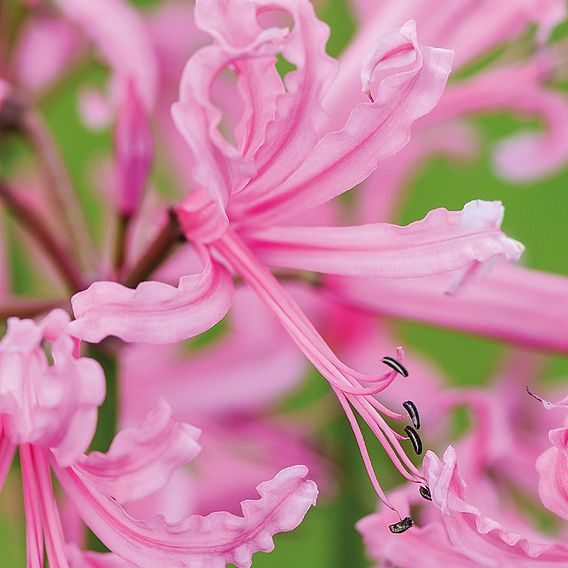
xmin=536 ymin=427 xmax=568 ymax=521
xmin=328 ymin=263 xmax=568 ymax=353
xmin=70 ymin=247 xmax=234 ymax=344
xmin=235 ymin=20 xmax=453 ymax=225
xmin=425 ymin=447 xmax=568 ymax=567
xmin=76 ymin=400 xmax=200 ymax=504
xmin=358 ymin=496 xmax=481 ymax=568
xmin=56 ymin=465 xmax=318 ymax=568
xmin=245 ymin=200 xmax=522 ymax=277
xmin=54 ymin=0 xmax=158 ymax=112
xmin=171 ymin=29 xmax=287 ymax=211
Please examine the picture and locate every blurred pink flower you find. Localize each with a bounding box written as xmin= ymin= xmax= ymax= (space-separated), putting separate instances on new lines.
xmin=0 ymin=311 xmax=316 ymax=567
xmin=357 ymin=357 xmax=568 ymax=566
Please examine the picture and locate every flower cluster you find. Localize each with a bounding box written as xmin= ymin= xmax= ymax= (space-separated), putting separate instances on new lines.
xmin=0 ymin=0 xmax=568 ymax=566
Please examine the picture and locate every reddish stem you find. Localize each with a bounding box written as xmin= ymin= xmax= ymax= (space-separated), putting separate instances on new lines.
xmin=122 ymin=209 xmax=184 ymax=288
xmin=0 ymin=179 xmax=86 ymax=292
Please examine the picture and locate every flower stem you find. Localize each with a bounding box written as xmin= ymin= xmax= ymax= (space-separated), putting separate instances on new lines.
xmin=86 ymin=342 xmax=119 ymax=553
xmin=20 ymin=110 xmax=97 ymax=270
xmin=0 ymin=298 xmax=67 ymax=320
xmin=0 ymin=179 xmax=86 ymax=292
xmin=113 ymin=212 xmax=131 ymax=278
xmin=122 ymin=209 xmax=184 ymax=288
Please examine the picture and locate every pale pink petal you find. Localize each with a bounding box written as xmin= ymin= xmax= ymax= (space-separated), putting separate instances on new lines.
xmin=357 ymin=492 xmax=480 ymax=568
xmin=424 ymin=447 xmax=568 ymax=567
xmin=215 ymin=0 xmax=337 ymax=199
xmin=56 ymin=465 xmax=318 ymax=568
xmin=245 ymin=200 xmax=522 ymax=277
xmin=329 ymin=263 xmax=568 ymax=353
xmin=171 ymin=29 xmax=286 ymax=212
xmin=536 ymin=427 xmax=568 ymax=521
xmin=194 ymin=0 xmax=287 ymax=161
xmin=76 ymin=401 xmax=200 ymax=504
xmin=120 ymin=287 xmax=305 ymax=421
xmin=234 ymin=21 xmax=453 ymax=225
xmin=425 ymin=58 xmax=568 ymax=182
xmin=0 ymin=314 xmax=105 ymax=463
xmin=78 ymin=90 xmax=114 ymax=130
xmin=0 ymin=428 xmax=16 ymax=492
xmin=13 ymin=16 xmax=83 ymax=95
xmin=54 ymin=0 xmax=158 ymax=112
xmin=492 ymin=88 xmax=568 ymax=181
xmin=67 ymin=544 xmax=135 ymax=567
xmin=70 ymin=247 xmax=234 ymax=344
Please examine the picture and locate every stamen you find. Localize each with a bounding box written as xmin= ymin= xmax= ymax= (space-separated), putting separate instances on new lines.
xmin=402 ymin=400 xmax=420 ymax=429
xmin=381 ymin=356 xmax=408 ymax=377
xmin=526 ymin=386 xmax=553 ymax=409
xmin=389 ymin=516 xmax=413 ymax=534
xmin=419 ymin=485 xmax=432 ymax=501
xmin=404 ymin=425 xmax=423 ymax=455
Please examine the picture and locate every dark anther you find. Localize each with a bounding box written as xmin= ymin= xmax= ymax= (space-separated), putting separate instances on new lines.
xmin=381 ymin=356 xmax=409 ymax=377
xmin=419 ymin=485 xmax=432 ymax=501
xmin=403 ymin=400 xmax=420 ymax=429
xmin=389 ymin=516 xmax=414 ymax=534
xmin=404 ymin=425 xmax=423 ymax=455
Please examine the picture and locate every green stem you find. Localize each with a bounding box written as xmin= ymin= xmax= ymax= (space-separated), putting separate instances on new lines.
xmin=86 ymin=342 xmax=120 ymax=553
xmin=334 ymin=415 xmax=371 ymax=568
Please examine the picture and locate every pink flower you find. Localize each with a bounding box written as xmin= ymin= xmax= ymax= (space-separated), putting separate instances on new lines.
xmin=69 ymin=0 xmax=527 ymax=513
xmin=0 ymin=310 xmax=317 ymax=566
xmin=358 ymin=361 xmax=568 ymax=567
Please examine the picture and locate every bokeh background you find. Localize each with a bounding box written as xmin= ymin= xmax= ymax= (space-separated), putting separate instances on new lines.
xmin=1 ymin=0 xmax=568 ymax=566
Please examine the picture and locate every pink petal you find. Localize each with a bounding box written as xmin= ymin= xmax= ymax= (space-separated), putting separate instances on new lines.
xmin=245 ymin=200 xmax=522 ymax=277
xmin=536 ymin=427 xmax=568 ymax=521
xmin=56 ymin=465 xmax=317 ymax=568
xmin=328 ymin=263 xmax=568 ymax=353
xmin=424 ymin=447 xmax=568 ymax=567
xmin=70 ymin=246 xmax=234 ymax=344
xmin=13 ymin=16 xmax=83 ymax=95
xmin=54 ymin=0 xmax=158 ymax=113
xmin=119 ymin=287 xmax=305 ymax=421
xmin=357 ymin=493 xmax=480 ymax=568
xmin=0 ymin=428 xmax=16 ymax=493
xmin=171 ymin=30 xmax=286 ymax=212
xmin=0 ymin=314 xmax=105 ymax=464
xmin=217 ymin=0 xmax=337 ymax=199
xmin=67 ymin=545 xmax=135 ymax=567
xmin=76 ymin=400 xmax=201 ymax=504
xmin=234 ymin=20 xmax=453 ymax=225
xmin=193 ymin=0 xmax=287 ymax=161
xmin=427 ymin=58 xmax=568 ymax=182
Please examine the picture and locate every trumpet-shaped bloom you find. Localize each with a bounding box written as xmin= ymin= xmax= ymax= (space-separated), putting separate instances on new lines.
xmin=0 ymin=311 xmax=317 ymax=567
xmin=69 ymin=0 xmax=527 ymax=513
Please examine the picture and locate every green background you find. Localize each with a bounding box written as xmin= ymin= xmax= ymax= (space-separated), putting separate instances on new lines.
xmin=1 ymin=0 xmax=568 ymax=565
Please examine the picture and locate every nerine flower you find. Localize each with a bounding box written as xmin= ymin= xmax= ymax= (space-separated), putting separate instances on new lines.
xmin=69 ymin=0 xmax=524 ymax=513
xmin=0 ymin=310 xmax=317 ymax=567
xmin=357 ymin=356 xmax=568 ymax=566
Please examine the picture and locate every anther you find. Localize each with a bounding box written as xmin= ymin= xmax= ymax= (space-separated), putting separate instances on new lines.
xmin=403 ymin=400 xmax=420 ymax=429
xmin=381 ymin=356 xmax=408 ymax=377
xmin=404 ymin=425 xmax=423 ymax=455
xmin=389 ymin=516 xmax=413 ymax=534
xmin=419 ymin=485 xmax=432 ymax=501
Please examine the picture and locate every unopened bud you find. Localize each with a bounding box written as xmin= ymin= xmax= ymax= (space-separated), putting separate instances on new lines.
xmin=115 ymin=79 xmax=153 ymax=216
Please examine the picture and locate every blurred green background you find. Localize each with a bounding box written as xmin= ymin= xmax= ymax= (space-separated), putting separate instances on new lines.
xmin=1 ymin=0 xmax=568 ymax=566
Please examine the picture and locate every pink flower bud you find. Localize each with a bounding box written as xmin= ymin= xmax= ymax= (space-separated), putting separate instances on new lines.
xmin=115 ymin=80 xmax=153 ymax=216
